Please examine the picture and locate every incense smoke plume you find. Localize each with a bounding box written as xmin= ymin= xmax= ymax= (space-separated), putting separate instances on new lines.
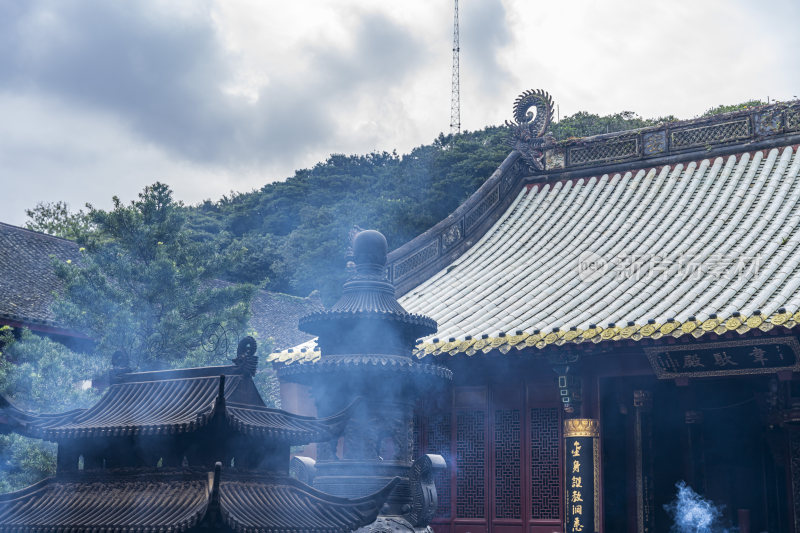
xmin=664 ymin=481 xmax=732 ymax=533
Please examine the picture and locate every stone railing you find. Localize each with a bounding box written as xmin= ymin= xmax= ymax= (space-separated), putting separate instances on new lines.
xmin=544 ymin=101 xmax=800 ymax=171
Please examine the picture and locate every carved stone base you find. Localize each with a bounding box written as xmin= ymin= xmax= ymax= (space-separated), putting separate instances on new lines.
xmin=354 ymin=516 xmax=433 ymax=533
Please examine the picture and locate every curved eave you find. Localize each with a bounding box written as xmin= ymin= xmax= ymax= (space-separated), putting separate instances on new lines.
xmin=224 ymin=400 xmax=356 ymax=444
xmin=4 ymin=372 xmax=355 ymax=443
xmin=0 ymin=313 xmax=90 ymax=339
xmin=0 ymin=472 xmax=397 ymax=533
xmin=34 ymin=376 xmax=235 ymax=440
xmin=0 ymin=474 xmax=210 ymax=532
xmin=0 ymin=395 xmax=83 ymax=439
xmin=219 ymin=476 xmax=399 ymax=533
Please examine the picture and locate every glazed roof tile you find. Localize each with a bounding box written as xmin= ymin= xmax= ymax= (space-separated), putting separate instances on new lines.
xmin=272 ymin=144 xmax=800 ymax=363
xmin=398 ymin=145 xmax=800 ymax=355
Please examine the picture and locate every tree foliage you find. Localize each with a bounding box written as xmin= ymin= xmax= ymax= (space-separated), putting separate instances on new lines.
xmin=0 ymin=326 xmax=105 ymax=493
xmin=549 ymin=110 xmax=677 ymax=140
xmin=183 ymin=109 xmax=676 ymax=304
xmin=25 ymin=201 xmax=92 ymax=241
xmin=25 ymin=103 xmax=763 ymax=308
xmin=702 ymin=100 xmax=766 ymax=116
xmin=54 ymin=183 xmax=255 ymax=370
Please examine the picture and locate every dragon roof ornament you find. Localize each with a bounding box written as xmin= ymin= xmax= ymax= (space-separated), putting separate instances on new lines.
xmin=506 ymin=89 xmax=556 ymax=171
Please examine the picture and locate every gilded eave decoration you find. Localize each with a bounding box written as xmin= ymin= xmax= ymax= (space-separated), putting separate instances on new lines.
xmin=411 ymin=309 xmax=800 ymax=359
xmin=268 ymin=309 xmax=800 ymax=364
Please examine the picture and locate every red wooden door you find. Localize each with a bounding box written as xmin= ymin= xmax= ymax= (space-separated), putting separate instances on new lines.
xmin=423 ymin=380 xmax=563 ymax=533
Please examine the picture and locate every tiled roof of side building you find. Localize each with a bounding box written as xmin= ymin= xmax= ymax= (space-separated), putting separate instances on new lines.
xmin=0 ymin=223 xmax=78 ymax=328
xmin=249 ymin=289 xmax=322 ymax=350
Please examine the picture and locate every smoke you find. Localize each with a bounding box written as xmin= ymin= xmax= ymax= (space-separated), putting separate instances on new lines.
xmin=664 ymin=482 xmax=732 ymax=533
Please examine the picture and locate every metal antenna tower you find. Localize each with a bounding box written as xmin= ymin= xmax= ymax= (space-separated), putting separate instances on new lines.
xmin=450 ymin=0 xmax=461 ymax=134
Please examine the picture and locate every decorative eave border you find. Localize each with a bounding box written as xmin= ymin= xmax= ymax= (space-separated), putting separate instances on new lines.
xmin=268 ymin=310 xmax=800 ymax=365
xmin=386 ymin=101 xmax=800 ymax=298
xmin=412 ymin=309 xmax=800 ymax=359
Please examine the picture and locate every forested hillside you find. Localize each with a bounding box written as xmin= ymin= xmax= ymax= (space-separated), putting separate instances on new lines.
xmin=26 ymin=102 xmax=764 ymax=305
xmin=183 ymin=109 xmax=692 ymax=304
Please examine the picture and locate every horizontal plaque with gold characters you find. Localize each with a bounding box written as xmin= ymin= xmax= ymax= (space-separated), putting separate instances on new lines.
xmin=644 ymin=336 xmax=800 ymax=379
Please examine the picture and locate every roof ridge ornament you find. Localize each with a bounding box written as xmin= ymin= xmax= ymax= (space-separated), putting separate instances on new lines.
xmin=232 ymin=336 xmax=258 ymax=376
xmin=506 ymin=89 xmax=556 ymax=171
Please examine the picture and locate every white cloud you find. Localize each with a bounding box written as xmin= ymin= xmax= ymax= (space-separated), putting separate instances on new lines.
xmin=0 ymin=0 xmax=797 ymax=226
xmin=0 ymin=92 xmax=243 ymax=222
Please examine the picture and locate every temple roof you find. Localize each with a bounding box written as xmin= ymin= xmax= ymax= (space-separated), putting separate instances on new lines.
xmin=271 ymin=100 xmax=800 ymax=363
xmin=1 ymin=366 xmax=350 ymax=444
xmin=404 ymin=144 xmax=800 ymax=339
xmin=0 ymin=468 xmax=396 ymax=533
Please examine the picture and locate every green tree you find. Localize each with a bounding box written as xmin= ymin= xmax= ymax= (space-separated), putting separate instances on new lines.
xmin=25 ymin=201 xmax=92 ymax=241
xmin=550 ymin=110 xmax=677 ymax=140
xmin=54 ymin=183 xmax=255 ymax=370
xmin=0 ymin=327 xmax=105 ymax=493
xmin=702 ymin=100 xmax=766 ymax=116
xmin=176 ymin=99 xmax=768 ymax=303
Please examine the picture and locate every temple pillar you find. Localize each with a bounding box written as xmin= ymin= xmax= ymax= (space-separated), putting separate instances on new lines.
xmin=788 ymin=426 xmax=800 ymax=533
xmin=632 ymin=390 xmax=654 ymax=533
xmin=564 ymin=418 xmax=601 ymax=533
xmin=684 ymin=409 xmax=706 ymax=492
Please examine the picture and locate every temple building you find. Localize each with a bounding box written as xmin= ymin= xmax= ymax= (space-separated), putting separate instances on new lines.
xmin=271 ymin=92 xmax=800 ymax=533
xmin=0 ymin=338 xmax=399 ymax=532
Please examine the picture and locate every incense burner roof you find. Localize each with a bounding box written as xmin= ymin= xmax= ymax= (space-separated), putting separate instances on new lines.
xmin=0 ymin=365 xmax=350 ymax=444
xmin=0 ymin=468 xmax=396 ymax=533
xmin=298 ymin=229 xmax=436 ymax=352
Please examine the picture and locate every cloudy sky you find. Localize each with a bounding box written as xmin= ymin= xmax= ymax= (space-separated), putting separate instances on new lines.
xmin=1 ymin=0 xmax=798 ymax=225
